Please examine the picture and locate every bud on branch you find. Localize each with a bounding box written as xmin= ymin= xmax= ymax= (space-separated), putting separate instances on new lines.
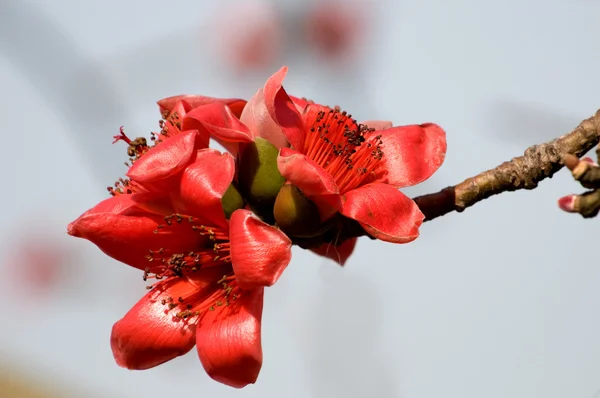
xmin=413 ymin=109 xmax=600 ymax=221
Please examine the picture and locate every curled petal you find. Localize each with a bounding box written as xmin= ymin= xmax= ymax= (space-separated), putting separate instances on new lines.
xmin=277 ymin=148 xmax=339 ymax=197
xmin=371 ymin=123 xmax=447 ymax=188
xmin=171 ymin=149 xmax=235 ymax=228
xmin=127 ymin=130 xmax=203 ymax=187
xmin=73 ymin=192 xmax=175 ymax=219
xmin=166 ymin=100 xmax=189 ymax=120
xmin=264 ymin=67 xmax=306 ymax=151
xmin=196 ymin=287 xmax=264 ymax=388
xmin=111 ymin=277 xmax=199 ymax=370
xmin=342 ymin=183 xmax=424 ymax=243
xmin=158 ymin=95 xmax=247 ymax=118
xmin=240 ymin=88 xmax=289 ymax=149
xmin=72 ymin=193 xmax=146 ymax=217
xmin=230 ymin=209 xmax=292 ymax=289
xmin=310 ymin=237 xmax=357 ymax=266
xmin=360 ymin=120 xmax=393 ymax=130
xmin=289 ymin=95 xmax=313 ymax=112
xmin=68 ymin=207 xmax=203 ymax=270
xmin=278 ymin=148 xmax=342 ymax=218
xmin=183 ymin=103 xmax=255 ymax=144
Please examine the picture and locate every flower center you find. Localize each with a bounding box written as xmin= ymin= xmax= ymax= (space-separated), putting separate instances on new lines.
xmin=303 ymin=107 xmax=383 ymax=193
xmin=143 ymin=214 xmax=240 ymax=320
xmin=143 ymin=214 xmax=231 ymax=282
xmin=157 ymin=274 xmax=240 ymax=320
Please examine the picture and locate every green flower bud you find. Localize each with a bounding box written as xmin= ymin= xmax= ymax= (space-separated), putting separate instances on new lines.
xmin=238 ymin=137 xmax=285 ymax=215
xmin=274 ymin=184 xmax=322 ymax=238
xmin=221 ymin=183 xmax=244 ymax=219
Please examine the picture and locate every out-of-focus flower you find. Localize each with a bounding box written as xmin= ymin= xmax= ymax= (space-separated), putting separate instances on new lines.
xmin=212 ymin=1 xmax=282 ymax=72
xmin=68 ymin=101 xmax=292 ymax=388
xmin=303 ymin=0 xmax=369 ymax=62
xmin=163 ymin=66 xmax=447 ymax=265
xmin=6 ymin=234 xmax=68 ymax=296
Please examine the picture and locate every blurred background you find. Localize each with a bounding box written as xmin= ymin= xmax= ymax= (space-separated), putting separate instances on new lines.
xmin=1 ymin=0 xmax=600 ymax=397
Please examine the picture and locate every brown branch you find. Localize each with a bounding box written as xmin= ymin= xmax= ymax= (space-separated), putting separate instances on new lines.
xmin=413 ymin=109 xmax=600 ymax=222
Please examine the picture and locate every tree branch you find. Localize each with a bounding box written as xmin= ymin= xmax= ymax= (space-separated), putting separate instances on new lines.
xmin=413 ymin=109 xmax=600 ymax=222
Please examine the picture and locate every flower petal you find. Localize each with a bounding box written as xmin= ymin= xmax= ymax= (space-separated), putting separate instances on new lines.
xmin=277 ymin=148 xmax=342 ymax=219
xmin=360 ymin=120 xmax=393 ymax=130
xmin=341 ymin=183 xmax=424 ymax=243
xmin=289 ymin=95 xmax=312 ymax=112
xmin=183 ymin=102 xmax=255 ymax=144
xmin=171 ymin=149 xmax=235 ymax=228
xmin=196 ymin=287 xmax=264 ymax=388
xmin=68 ymin=201 xmax=203 ymax=270
xmin=371 ymin=123 xmax=447 ymax=187
xmin=230 ymin=209 xmax=292 ymax=289
xmin=111 ymin=277 xmax=199 ymax=370
xmin=310 ymin=237 xmax=357 ymax=266
xmin=158 ymin=95 xmax=247 ymax=118
xmin=127 ymin=130 xmax=203 ymax=187
xmin=70 ymin=193 xmax=144 ymax=217
xmin=240 ymin=88 xmax=289 ymax=149
xmin=263 ymin=67 xmax=306 ymax=151
xmin=277 ymin=148 xmax=339 ymax=197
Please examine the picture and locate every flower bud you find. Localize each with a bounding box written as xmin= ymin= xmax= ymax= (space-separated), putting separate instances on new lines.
xmin=274 ymin=184 xmax=321 ymax=237
xmin=221 ymin=183 xmax=244 ymax=219
xmin=238 ymin=138 xmax=285 ymax=211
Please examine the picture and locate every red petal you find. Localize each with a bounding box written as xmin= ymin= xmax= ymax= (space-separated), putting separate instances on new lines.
xmin=183 ymin=102 xmax=255 ymax=144
xmin=289 ymin=95 xmax=312 ymax=112
xmin=68 ymin=199 xmax=203 ymax=270
xmin=196 ymin=287 xmax=264 ymax=388
xmin=360 ymin=120 xmax=393 ymax=130
xmin=171 ymin=149 xmax=235 ymax=228
xmin=341 ymin=183 xmax=424 ymax=243
xmin=127 ymin=130 xmax=203 ymax=187
xmin=158 ymin=95 xmax=247 ymax=118
xmin=69 ymin=193 xmax=144 ymax=218
xmin=111 ymin=277 xmax=200 ymax=370
xmin=310 ymin=237 xmax=357 ymax=266
xmin=371 ymin=123 xmax=447 ymax=188
xmin=229 ymin=209 xmax=292 ymax=289
xmin=240 ymin=88 xmax=289 ymax=149
xmin=80 ymin=191 xmax=176 ymax=217
xmin=277 ymin=148 xmax=342 ymax=219
xmin=263 ymin=67 xmax=306 ymax=151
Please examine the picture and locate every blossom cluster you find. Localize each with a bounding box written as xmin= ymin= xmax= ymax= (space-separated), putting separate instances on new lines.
xmin=68 ymin=67 xmax=447 ymax=388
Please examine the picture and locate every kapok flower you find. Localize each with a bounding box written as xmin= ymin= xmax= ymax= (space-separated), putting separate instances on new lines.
xmin=67 ymin=104 xmax=292 ymax=387
xmin=303 ymin=0 xmax=368 ymax=62
xmin=164 ymin=67 xmax=447 ymax=264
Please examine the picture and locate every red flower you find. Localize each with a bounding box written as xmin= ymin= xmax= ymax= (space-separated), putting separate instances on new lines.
xmin=164 ymin=67 xmax=447 ymax=264
xmin=303 ymin=0 xmax=368 ymax=62
xmin=212 ymin=1 xmax=283 ymax=72
xmin=68 ymin=106 xmax=292 ymax=387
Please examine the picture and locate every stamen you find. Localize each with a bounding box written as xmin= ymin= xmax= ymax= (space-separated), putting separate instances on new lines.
xmin=108 ymin=111 xmax=186 ymax=197
xmin=157 ymin=274 xmax=241 ymax=321
xmin=107 ymin=177 xmax=143 ymax=196
xmin=143 ymin=214 xmax=231 ymax=281
xmin=304 ymin=107 xmax=384 ymax=193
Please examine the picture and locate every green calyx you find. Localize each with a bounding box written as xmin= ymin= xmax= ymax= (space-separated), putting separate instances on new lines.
xmin=238 ymin=137 xmax=285 ymax=212
xmin=274 ymin=184 xmax=322 ymax=238
xmin=221 ymin=183 xmax=244 ymax=219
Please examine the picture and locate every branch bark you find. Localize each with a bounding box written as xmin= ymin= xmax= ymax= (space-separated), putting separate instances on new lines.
xmin=413 ymin=109 xmax=600 ymax=222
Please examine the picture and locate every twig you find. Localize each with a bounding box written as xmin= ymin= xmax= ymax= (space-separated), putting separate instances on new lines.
xmin=413 ymin=109 xmax=600 ymax=222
